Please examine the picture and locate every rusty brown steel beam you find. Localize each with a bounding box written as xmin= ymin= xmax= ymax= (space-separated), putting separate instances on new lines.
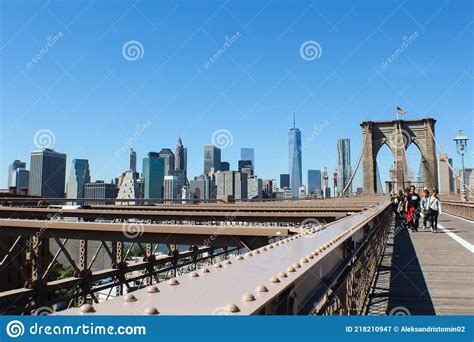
xmin=57 ymin=202 xmax=391 ymax=316
xmin=0 ymin=219 xmax=287 ymax=247
xmin=0 ymin=207 xmax=346 ymax=222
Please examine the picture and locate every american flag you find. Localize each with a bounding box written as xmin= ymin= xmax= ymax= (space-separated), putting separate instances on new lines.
xmin=396 ymin=106 xmax=407 ymax=115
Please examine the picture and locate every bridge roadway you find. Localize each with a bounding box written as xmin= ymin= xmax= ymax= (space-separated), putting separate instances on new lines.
xmin=58 ymin=203 xmax=389 ymax=315
xmin=367 ymin=212 xmax=474 ymax=315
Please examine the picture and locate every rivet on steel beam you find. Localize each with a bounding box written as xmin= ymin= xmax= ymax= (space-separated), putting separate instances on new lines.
xmin=268 ymin=244 xmax=274 ymax=249
xmin=147 ymin=285 xmax=159 ymax=293
xmin=300 ymin=257 xmax=308 ymax=264
xmin=256 ymin=285 xmax=269 ymax=292
xmin=306 ymin=254 xmax=314 ymax=259
xmin=124 ymin=293 xmax=137 ymax=302
xmin=277 ymin=272 xmax=287 ymax=278
xmin=254 ymin=250 xmax=260 ymax=254
xmin=236 ymin=255 xmax=244 ymax=260
xmin=286 ymin=266 xmax=296 ymax=273
xmin=241 ymin=293 xmax=256 ymax=302
xmin=143 ymin=306 xmax=159 ymax=315
xmin=168 ymin=278 xmax=180 ymax=286
xmin=245 ymin=252 xmax=253 ymax=258
xmin=270 ymin=276 xmax=280 ymax=283
xmin=79 ymin=304 xmax=95 ymax=314
xmin=262 ymin=247 xmax=268 ymax=251
xmin=201 ymin=268 xmax=210 ymax=274
xmin=223 ymin=260 xmax=232 ymax=265
xmin=190 ymin=271 xmax=199 ymax=278
xmin=225 ymin=304 xmax=240 ymax=313
xmin=311 ymin=251 xmax=318 ymax=256
xmin=214 ymin=263 xmax=223 ymax=268
xmin=318 ymin=248 xmax=324 ymax=253
xmin=293 ymin=262 xmax=301 ymax=268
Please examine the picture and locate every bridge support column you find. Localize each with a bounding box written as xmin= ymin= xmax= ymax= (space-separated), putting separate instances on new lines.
xmin=362 ymin=122 xmax=376 ymax=194
xmin=422 ymin=119 xmax=438 ymax=190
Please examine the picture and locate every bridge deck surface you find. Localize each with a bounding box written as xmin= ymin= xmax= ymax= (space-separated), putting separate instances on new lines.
xmin=367 ymin=213 xmax=473 ymax=315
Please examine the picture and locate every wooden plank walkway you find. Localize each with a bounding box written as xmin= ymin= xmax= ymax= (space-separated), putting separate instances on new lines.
xmin=367 ymin=213 xmax=473 ymax=315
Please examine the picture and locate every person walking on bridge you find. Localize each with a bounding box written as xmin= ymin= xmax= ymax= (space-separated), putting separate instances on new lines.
xmin=405 ymin=185 xmax=421 ymax=232
xmin=420 ymin=188 xmax=430 ymax=230
xmin=426 ymin=189 xmax=441 ymax=233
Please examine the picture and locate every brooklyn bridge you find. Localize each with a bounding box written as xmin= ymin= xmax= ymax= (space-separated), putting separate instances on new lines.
xmin=1 ymin=119 xmax=472 ymax=316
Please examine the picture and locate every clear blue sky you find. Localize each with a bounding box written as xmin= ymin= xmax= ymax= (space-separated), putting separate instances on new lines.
xmin=0 ymin=0 xmax=472 ymax=190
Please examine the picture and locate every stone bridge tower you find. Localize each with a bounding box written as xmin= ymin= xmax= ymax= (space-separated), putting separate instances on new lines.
xmin=361 ymin=118 xmax=438 ymax=194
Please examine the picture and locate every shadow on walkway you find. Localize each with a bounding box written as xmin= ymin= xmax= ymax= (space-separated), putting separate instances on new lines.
xmin=367 ymin=214 xmax=435 ymax=315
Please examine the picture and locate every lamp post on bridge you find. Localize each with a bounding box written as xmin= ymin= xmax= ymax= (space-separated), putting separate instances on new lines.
xmin=454 ymin=130 xmax=468 ymax=197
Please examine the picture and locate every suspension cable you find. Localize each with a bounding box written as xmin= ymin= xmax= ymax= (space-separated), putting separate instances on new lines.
xmin=340 ymin=125 xmax=369 ymax=196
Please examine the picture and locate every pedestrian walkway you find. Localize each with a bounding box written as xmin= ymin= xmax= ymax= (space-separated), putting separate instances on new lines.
xmin=367 ymin=213 xmax=474 ymax=315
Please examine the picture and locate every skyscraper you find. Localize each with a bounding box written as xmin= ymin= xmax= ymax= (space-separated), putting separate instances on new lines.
xmin=116 ymin=171 xmax=142 ymax=205
xmin=321 ymin=167 xmax=331 ymax=198
xmin=84 ymin=181 xmax=118 ymax=205
xmin=164 ymin=175 xmax=179 ymax=199
xmin=238 ymin=160 xmax=254 ymax=176
xmin=129 ymin=149 xmax=137 ymax=172
xmin=8 ymin=160 xmax=29 ymax=194
xmin=204 ymin=145 xmax=221 ymax=174
xmin=220 ymin=161 xmax=230 ymax=171
xmin=280 ymin=174 xmax=290 ymax=188
xmin=288 ymin=113 xmax=302 ymax=198
xmin=158 ymin=148 xmax=175 ymax=176
xmin=8 ymin=160 xmax=26 ymax=187
xmin=29 ymin=148 xmax=67 ymax=198
xmin=307 ymin=170 xmax=321 ymax=195
xmin=67 ymin=159 xmax=91 ymax=199
xmin=247 ymin=176 xmax=262 ymax=199
xmin=142 ymin=152 xmax=165 ymax=198
xmin=337 ymin=138 xmax=352 ymax=195
xmin=241 ymin=148 xmax=255 ymax=171
xmin=174 ymin=138 xmax=187 ymax=173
